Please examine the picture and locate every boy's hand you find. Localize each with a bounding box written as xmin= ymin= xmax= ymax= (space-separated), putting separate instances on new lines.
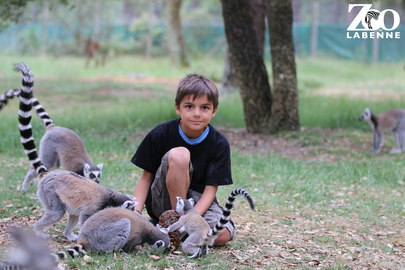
xmin=159 ymin=227 xmax=169 ymax=234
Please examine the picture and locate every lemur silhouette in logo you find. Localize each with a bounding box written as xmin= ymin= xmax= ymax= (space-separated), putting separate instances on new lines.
xmin=365 ymin=11 xmax=380 ymax=29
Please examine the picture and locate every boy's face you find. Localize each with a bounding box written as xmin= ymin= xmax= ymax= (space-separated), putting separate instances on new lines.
xmin=176 ymin=95 xmax=217 ymax=139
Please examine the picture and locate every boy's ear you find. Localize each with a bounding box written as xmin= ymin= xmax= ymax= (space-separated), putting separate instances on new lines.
xmin=175 ymin=103 xmax=181 ymax=116
xmin=211 ymin=106 xmax=218 ymax=118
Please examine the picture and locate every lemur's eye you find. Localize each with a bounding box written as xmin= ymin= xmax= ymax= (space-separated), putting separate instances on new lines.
xmin=90 ymin=174 xmax=95 ymax=178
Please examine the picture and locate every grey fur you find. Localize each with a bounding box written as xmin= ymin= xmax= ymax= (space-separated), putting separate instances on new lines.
xmin=163 ymin=188 xmax=255 ymax=258
xmin=34 ymin=171 xmax=135 ymax=241
xmin=359 ymin=107 xmax=405 ymax=154
xmin=14 ymin=63 xmax=128 ymax=243
xmin=161 ymin=197 xmax=210 ymax=258
xmin=0 ymin=86 xmax=103 ymax=193
xmin=22 ymin=125 xmax=104 ymax=193
xmin=0 ymin=228 xmax=65 ymax=270
xmin=67 ymin=208 xmax=170 ymax=255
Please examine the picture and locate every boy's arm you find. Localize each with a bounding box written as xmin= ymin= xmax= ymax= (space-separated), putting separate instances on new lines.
xmin=133 ymin=170 xmax=154 ymax=213
xmin=194 ymin=185 xmax=218 ymax=216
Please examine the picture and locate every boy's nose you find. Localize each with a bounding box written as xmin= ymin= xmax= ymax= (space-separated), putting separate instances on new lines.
xmin=193 ymin=108 xmax=201 ymax=116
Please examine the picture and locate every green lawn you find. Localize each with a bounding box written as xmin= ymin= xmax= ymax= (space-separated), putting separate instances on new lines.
xmin=0 ymin=55 xmax=404 ymax=269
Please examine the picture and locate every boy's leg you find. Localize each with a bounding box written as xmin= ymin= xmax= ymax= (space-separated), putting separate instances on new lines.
xmin=146 ymin=147 xmax=192 ymax=220
xmin=187 ymin=189 xmax=235 ymax=246
xmin=166 ymin=147 xmax=191 ymax=208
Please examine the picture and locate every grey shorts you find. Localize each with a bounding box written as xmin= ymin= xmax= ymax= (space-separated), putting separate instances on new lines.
xmin=145 ymin=151 xmax=235 ymax=238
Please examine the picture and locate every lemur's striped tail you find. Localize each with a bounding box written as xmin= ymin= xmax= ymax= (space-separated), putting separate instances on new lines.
xmin=32 ymin=97 xmax=55 ymax=128
xmin=191 ymin=188 xmax=254 ymax=258
xmin=14 ymin=62 xmax=47 ymax=175
xmin=0 ymin=89 xmax=20 ymax=111
xmin=0 ymin=88 xmax=55 ymax=128
xmin=205 ymin=188 xmax=254 ymax=244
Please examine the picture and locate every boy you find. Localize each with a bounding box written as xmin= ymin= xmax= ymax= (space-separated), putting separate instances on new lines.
xmin=131 ymin=74 xmax=234 ymax=246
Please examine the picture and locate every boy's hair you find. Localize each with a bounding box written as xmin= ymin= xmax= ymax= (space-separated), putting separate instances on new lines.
xmin=175 ymin=74 xmax=219 ymax=109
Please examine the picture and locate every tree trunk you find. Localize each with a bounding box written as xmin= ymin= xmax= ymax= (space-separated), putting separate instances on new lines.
xmin=310 ymin=0 xmax=318 ymax=58
xmin=145 ymin=0 xmax=155 ymax=58
xmin=167 ymin=0 xmax=189 ymax=67
xmin=331 ymin=0 xmax=342 ymax=24
xmin=372 ymin=1 xmax=380 ymax=65
xmin=93 ymin=0 xmax=101 ymax=40
xmin=250 ymin=0 xmax=267 ymax=57
xmin=41 ymin=0 xmax=49 ymax=56
xmin=221 ymin=0 xmax=267 ymax=94
xmin=221 ymin=0 xmax=272 ymax=133
xmin=267 ymin=0 xmax=300 ymax=132
xmin=221 ymin=48 xmax=238 ymax=94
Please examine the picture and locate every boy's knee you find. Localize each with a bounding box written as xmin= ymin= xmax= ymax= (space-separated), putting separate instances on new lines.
xmin=168 ymin=147 xmax=190 ymax=168
xmin=213 ymin=228 xmax=231 ymax=247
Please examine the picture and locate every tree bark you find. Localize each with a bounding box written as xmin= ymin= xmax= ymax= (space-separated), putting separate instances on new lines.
xmin=145 ymin=0 xmax=155 ymax=58
xmin=167 ymin=0 xmax=189 ymax=67
xmin=250 ymin=0 xmax=267 ymax=57
xmin=267 ymin=0 xmax=300 ymax=132
xmin=221 ymin=0 xmax=267 ymax=94
xmin=220 ymin=48 xmax=238 ymax=94
xmin=41 ymin=0 xmax=49 ymax=56
xmin=310 ymin=0 xmax=318 ymax=58
xmin=93 ymin=0 xmax=101 ymax=40
xmin=221 ymin=0 xmax=272 ymax=133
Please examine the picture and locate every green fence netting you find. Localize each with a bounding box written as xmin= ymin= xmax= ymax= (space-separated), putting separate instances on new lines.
xmin=0 ymin=23 xmax=404 ymax=62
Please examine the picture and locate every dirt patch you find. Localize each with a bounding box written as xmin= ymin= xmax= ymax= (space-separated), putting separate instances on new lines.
xmin=312 ymin=86 xmax=404 ymax=100
xmin=218 ymin=127 xmax=371 ymax=163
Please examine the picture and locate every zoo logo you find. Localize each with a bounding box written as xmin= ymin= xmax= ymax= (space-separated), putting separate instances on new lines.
xmin=347 ymin=4 xmax=401 ymax=31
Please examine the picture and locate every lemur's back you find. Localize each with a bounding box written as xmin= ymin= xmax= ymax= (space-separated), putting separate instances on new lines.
xmin=76 ymin=208 xmax=170 ymax=253
xmin=37 ymin=170 xmax=104 ymax=211
xmin=41 ymin=126 xmax=92 ymax=174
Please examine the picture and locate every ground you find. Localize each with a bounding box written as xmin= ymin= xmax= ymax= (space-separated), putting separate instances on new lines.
xmin=1 ymin=74 xmax=404 ymax=268
xmin=1 ymin=127 xmax=404 ymax=269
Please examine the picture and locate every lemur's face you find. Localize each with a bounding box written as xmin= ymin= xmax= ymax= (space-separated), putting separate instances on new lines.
xmin=359 ymin=108 xmax=371 ymax=121
xmin=83 ymin=163 xmax=103 ymax=183
xmin=152 ymin=240 xmax=168 ymax=251
xmin=175 ymin=196 xmax=194 ymax=214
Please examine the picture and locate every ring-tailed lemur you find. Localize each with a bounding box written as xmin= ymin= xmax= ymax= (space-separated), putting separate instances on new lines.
xmin=161 ymin=188 xmax=255 ymax=258
xmin=15 ymin=62 xmax=135 ymax=241
xmin=359 ymin=107 xmax=405 ymax=154
xmin=0 ymin=227 xmax=67 ymax=270
xmin=1 ymin=74 xmax=103 ymax=194
xmin=67 ymin=208 xmax=170 ymax=257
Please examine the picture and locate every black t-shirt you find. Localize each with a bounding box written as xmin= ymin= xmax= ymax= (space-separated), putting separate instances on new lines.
xmin=131 ymin=118 xmax=233 ymax=193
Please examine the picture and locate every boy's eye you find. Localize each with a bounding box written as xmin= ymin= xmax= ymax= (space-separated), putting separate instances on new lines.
xmin=185 ymin=105 xmax=192 ymax=109
xmin=202 ymin=106 xmax=210 ymax=110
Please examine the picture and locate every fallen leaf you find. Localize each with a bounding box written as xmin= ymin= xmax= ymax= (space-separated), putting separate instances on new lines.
xmin=304 ymin=230 xmax=320 ymax=235
xmin=148 ymin=255 xmax=160 ymax=260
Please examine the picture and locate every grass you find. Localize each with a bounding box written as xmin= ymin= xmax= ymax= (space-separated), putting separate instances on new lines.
xmin=0 ymin=54 xmax=404 ymax=269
